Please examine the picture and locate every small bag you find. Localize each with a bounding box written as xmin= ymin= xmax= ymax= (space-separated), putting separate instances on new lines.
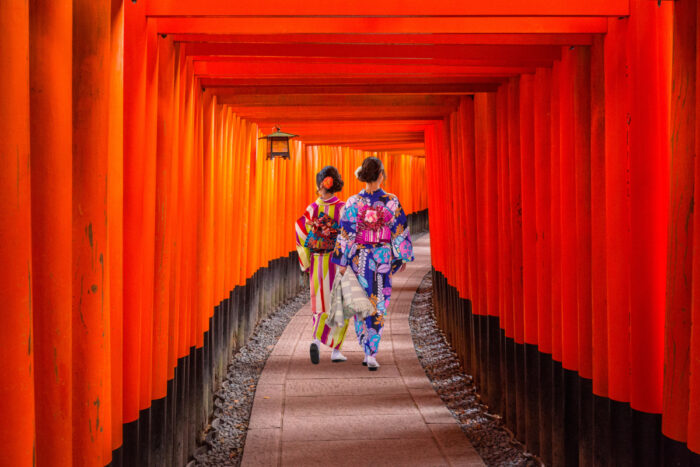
xmin=327 ymin=274 xmax=346 ymax=327
xmin=340 ymin=270 xmax=374 ymax=319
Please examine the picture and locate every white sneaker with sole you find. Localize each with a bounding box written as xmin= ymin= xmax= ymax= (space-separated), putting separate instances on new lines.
xmin=331 ymin=349 xmax=347 ymax=362
xmin=367 ymin=356 xmax=380 ymax=371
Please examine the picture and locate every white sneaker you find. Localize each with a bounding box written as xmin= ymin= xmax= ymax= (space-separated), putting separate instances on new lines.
xmin=362 ymin=354 xmax=368 ymax=366
xmin=331 ymin=349 xmax=347 ymax=362
xmin=367 ymin=356 xmax=380 ymax=371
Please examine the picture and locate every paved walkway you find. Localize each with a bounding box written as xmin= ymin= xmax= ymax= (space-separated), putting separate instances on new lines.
xmin=241 ymin=236 xmax=485 ymax=466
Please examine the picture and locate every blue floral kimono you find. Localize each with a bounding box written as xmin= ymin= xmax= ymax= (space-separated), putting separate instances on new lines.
xmin=331 ymin=189 xmax=414 ymax=356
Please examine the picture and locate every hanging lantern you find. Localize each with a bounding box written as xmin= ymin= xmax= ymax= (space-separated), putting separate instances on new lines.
xmin=259 ymin=127 xmax=297 ymax=160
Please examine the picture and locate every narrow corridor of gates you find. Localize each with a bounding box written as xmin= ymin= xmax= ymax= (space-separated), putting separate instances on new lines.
xmin=3 ymin=0 xmax=700 ymax=466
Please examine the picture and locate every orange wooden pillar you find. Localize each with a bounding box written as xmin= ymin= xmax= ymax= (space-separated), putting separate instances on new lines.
xmin=507 ymin=76 xmax=526 ymax=441
xmin=28 ymin=1 xmax=73 ymax=464
xmin=573 ymin=44 xmax=594 ymax=466
xmin=558 ymin=46 xmax=580 ymax=466
xmin=519 ymin=73 xmax=540 ymax=454
xmin=72 ymin=0 xmax=112 ymax=464
xmin=603 ymin=15 xmax=634 ymax=465
xmin=139 ymin=18 xmax=159 ymax=429
xmin=629 ymin=0 xmax=672 ymax=424
xmin=662 ymin=0 xmax=696 ymax=452
xmin=482 ymin=92 xmax=501 ymax=415
xmin=589 ymin=34 xmax=610 ymax=464
xmin=689 ymin=1 xmax=700 ymax=446
xmin=496 ymin=83 xmax=516 ymax=431
xmin=123 ymin=1 xmax=147 ymax=460
xmin=534 ymin=66 xmax=553 ymax=465
xmin=0 ymin=3 xmax=35 ymax=466
xmin=108 ymin=0 xmax=124 ymax=459
xmin=627 ymin=3 xmax=672 ymax=458
xmin=549 ymin=59 xmax=566 ymax=467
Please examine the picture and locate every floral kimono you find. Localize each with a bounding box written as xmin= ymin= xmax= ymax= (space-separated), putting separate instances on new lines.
xmin=331 ymin=189 xmax=414 ymax=356
xmin=295 ymin=196 xmax=350 ymax=349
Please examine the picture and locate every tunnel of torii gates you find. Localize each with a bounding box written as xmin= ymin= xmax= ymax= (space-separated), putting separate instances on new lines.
xmin=5 ymin=0 xmax=700 ymax=466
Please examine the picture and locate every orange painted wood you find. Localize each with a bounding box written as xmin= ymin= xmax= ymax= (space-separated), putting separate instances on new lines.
xmin=171 ymin=32 xmax=595 ymax=46
xmin=0 ymin=3 xmax=36 ymax=466
xmin=688 ymin=0 xmax=700 ymax=453
xmin=661 ymin=0 xmax=697 ymax=443
xmin=508 ymin=77 xmax=525 ymax=344
xmin=29 ymin=0 xmax=73 ymax=463
xmin=153 ymin=35 xmax=177 ymax=401
xmin=590 ymin=36 xmax=608 ymax=396
xmin=185 ymin=42 xmax=561 ymax=63
xmin=519 ymin=73 xmax=537 ymax=345
xmin=72 ymin=0 xmax=112 ymax=463
xmin=604 ymin=16 xmax=632 ymax=403
xmin=139 ymin=18 xmax=158 ymax=408
xmin=558 ymin=48 xmax=578 ymax=372
xmin=534 ymin=67 xmax=552 ymax=355
xmin=497 ymin=84 xmax=515 ymax=338
xmin=550 ymin=60 xmax=563 ymax=363
xmin=146 ymin=0 xmax=628 ymax=17
xmin=123 ymin=0 xmax=147 ymax=423
xmin=108 ymin=0 xmax=124 ymax=451
xmin=628 ymin=0 xmax=672 ymax=414
xmin=573 ymin=46 xmax=592 ymax=380
xmin=155 ymin=17 xmax=609 ymax=36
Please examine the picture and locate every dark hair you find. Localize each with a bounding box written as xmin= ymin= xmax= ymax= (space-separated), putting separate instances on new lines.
xmin=316 ymin=165 xmax=344 ymax=193
xmin=356 ymin=156 xmax=385 ymax=183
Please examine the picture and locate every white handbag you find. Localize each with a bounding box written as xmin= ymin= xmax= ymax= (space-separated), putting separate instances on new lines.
xmin=327 ymin=274 xmax=346 ymax=327
xmin=340 ymin=270 xmax=374 ymax=319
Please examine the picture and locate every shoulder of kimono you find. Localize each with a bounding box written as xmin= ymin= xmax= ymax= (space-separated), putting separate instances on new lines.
xmin=383 ymin=192 xmax=400 ymax=203
xmin=344 ymin=195 xmax=361 ymax=206
xmin=305 ymin=202 xmax=319 ymax=215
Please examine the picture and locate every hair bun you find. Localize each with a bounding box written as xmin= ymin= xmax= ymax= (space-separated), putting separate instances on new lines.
xmin=316 ymin=166 xmax=344 ymax=193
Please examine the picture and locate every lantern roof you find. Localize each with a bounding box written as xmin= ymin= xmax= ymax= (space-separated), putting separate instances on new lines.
xmin=259 ymin=127 xmax=298 ymax=139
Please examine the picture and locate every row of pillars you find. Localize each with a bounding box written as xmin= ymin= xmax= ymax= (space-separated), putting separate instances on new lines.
xmin=426 ymin=1 xmax=700 ymax=464
xmin=0 ymin=2 xmax=429 ymax=466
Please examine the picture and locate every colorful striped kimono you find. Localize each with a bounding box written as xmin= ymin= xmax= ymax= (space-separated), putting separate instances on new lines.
xmin=331 ymin=189 xmax=414 ymax=357
xmin=295 ymin=196 xmax=350 ymax=349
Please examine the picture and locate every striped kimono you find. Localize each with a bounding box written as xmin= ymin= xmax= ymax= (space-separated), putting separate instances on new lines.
xmin=295 ymin=196 xmax=350 ymax=349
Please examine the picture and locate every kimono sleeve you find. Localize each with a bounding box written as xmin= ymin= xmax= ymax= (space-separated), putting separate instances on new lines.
xmin=331 ymin=199 xmax=358 ymax=268
xmin=388 ymin=196 xmax=414 ymax=268
xmin=295 ymin=212 xmax=312 ymax=271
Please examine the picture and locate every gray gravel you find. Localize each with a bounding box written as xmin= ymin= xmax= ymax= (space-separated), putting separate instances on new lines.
xmin=409 ymin=272 xmax=542 ymax=467
xmin=192 ymin=289 xmax=308 ymax=467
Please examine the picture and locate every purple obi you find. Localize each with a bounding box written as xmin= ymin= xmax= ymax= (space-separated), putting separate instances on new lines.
xmin=357 ymin=205 xmax=392 ymax=245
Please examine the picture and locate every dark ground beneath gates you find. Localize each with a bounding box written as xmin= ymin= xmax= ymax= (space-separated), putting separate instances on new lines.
xmin=409 ymin=272 xmax=540 ymax=467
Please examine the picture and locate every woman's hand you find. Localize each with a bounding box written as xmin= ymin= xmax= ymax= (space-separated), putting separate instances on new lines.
xmin=338 ymin=267 xmax=347 ymax=275
xmin=398 ymin=263 xmax=407 ymax=273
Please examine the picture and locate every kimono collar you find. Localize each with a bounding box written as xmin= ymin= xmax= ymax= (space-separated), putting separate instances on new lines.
xmin=317 ymin=195 xmax=340 ymax=206
xmin=360 ymin=188 xmax=385 ymax=198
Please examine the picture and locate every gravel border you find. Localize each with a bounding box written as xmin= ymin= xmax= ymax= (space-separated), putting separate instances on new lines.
xmin=192 ymin=289 xmax=309 ymax=467
xmin=409 ymin=272 xmax=542 ymax=467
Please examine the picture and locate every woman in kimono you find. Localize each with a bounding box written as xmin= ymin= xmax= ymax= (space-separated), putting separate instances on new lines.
xmin=295 ymin=166 xmax=350 ymax=364
xmin=332 ymin=157 xmax=414 ymax=371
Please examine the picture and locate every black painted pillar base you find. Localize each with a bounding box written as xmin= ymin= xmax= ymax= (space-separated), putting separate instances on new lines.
xmin=563 ymin=368 xmax=580 ymax=467
xmin=610 ymin=400 xmax=633 ymax=467
xmin=525 ymin=343 xmax=540 ymax=454
xmin=632 ymin=409 xmax=662 ymax=467
xmin=539 ymin=353 xmax=554 ymax=465
xmin=592 ymin=394 xmax=611 ymax=467
xmin=578 ymin=377 xmax=593 ymax=466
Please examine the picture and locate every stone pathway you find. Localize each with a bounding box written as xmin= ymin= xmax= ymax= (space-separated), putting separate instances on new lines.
xmin=240 ymin=236 xmax=485 ymax=466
